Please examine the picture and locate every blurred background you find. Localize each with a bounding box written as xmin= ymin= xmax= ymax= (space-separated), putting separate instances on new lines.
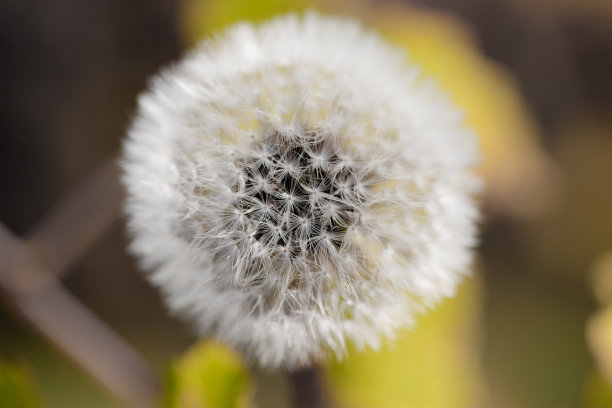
xmin=1 ymin=0 xmax=612 ymax=407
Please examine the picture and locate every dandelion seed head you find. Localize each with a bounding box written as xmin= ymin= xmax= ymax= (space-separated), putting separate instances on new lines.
xmin=122 ymin=13 xmax=481 ymax=369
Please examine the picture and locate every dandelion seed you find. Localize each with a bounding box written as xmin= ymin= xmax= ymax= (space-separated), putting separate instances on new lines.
xmin=122 ymin=13 xmax=481 ymax=369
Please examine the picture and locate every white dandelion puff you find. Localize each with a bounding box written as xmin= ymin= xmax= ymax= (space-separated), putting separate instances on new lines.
xmin=122 ymin=13 xmax=481 ymax=369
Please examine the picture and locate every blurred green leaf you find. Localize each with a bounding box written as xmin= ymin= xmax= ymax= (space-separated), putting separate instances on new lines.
xmin=164 ymin=340 xmax=253 ymax=408
xmin=0 ymin=360 xmax=43 ymax=408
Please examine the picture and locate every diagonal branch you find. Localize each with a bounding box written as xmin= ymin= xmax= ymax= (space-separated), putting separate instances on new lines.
xmin=1 ymin=212 xmax=160 ymax=407
xmin=25 ymin=156 xmax=124 ymax=277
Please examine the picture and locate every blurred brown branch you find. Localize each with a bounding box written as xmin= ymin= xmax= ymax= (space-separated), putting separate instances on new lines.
xmin=26 ymin=156 xmax=124 ymax=277
xmin=0 ymin=156 xmax=160 ymax=407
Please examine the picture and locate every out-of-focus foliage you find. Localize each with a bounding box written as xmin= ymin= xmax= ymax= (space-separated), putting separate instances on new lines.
xmin=165 ymin=340 xmax=253 ymax=408
xmin=525 ymin=119 xmax=612 ymax=278
xmin=584 ymin=372 xmax=612 ymax=408
xmin=0 ymin=361 xmax=42 ymax=408
xmin=181 ymin=0 xmax=310 ymax=46
xmin=366 ymin=5 xmax=558 ymax=219
xmin=0 ymin=316 xmax=124 ymax=408
xmin=327 ymin=277 xmax=484 ymax=408
xmin=585 ymin=250 xmax=612 ymax=406
xmin=587 ymin=306 xmax=612 ymax=384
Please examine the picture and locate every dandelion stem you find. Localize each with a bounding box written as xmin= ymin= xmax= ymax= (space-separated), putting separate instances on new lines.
xmin=288 ymin=366 xmax=327 ymax=408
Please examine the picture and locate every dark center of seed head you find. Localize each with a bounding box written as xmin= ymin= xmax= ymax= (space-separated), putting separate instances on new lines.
xmin=234 ymin=130 xmax=362 ymax=259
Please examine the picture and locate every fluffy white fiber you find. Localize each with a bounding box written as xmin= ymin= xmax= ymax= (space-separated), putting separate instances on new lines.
xmin=122 ymin=13 xmax=481 ymax=369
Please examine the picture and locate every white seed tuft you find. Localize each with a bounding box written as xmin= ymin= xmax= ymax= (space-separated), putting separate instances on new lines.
xmin=122 ymin=13 xmax=481 ymax=369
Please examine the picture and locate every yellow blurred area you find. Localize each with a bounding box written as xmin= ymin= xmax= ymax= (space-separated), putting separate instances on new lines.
xmin=327 ymin=277 xmax=484 ymax=408
xmin=586 ymin=249 xmax=612 ymax=405
xmin=587 ymin=306 xmax=612 ymax=385
xmin=180 ymin=0 xmax=309 ymax=45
